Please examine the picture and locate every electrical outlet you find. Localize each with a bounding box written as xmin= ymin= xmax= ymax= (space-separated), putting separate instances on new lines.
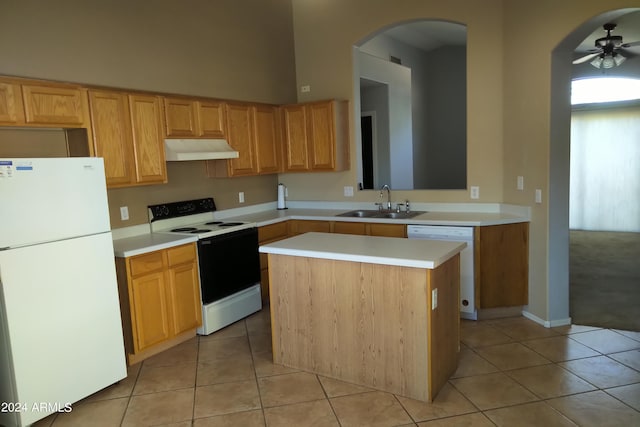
xmin=301 ymin=85 xmax=311 ymax=93
xmin=431 ymin=288 xmax=438 ymax=310
xmin=238 ymin=192 xmax=245 ymax=203
xmin=535 ymin=189 xmax=542 ymax=204
xmin=344 ymin=186 xmax=354 ymax=197
xmin=470 ymin=186 xmax=480 ymax=199
xmin=517 ymin=176 xmax=524 ymax=190
xmin=120 ymin=206 xmax=129 ymax=221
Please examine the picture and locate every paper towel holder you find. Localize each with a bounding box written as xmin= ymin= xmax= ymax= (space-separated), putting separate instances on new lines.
xmin=277 ymin=183 xmax=288 ymax=210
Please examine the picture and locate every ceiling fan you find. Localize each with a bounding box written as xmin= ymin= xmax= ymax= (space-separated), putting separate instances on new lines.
xmin=573 ymin=23 xmax=640 ymax=68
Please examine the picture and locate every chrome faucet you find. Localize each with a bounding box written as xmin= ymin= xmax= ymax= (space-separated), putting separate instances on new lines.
xmin=380 ymin=184 xmax=392 ymax=211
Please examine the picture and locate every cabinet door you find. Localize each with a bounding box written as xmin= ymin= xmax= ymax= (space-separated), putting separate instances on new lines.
xmin=288 ymin=220 xmax=331 ymax=236
xmin=254 ymin=104 xmax=281 ymax=174
xmin=164 ymin=97 xmax=198 ymax=137
xmin=129 ymin=94 xmax=167 ymax=184
xmin=282 ymin=104 xmax=309 ymax=171
xmin=89 ymin=90 xmax=136 ymax=187
xmin=333 ymin=221 xmax=367 ymax=235
xmin=368 ymin=223 xmax=406 ymax=238
xmin=307 ymin=101 xmax=336 ymax=170
xmin=131 ymin=271 xmax=172 ymax=352
xmin=0 ymin=81 xmax=24 ymax=125
xmin=198 ymin=100 xmax=226 ymax=138
xmin=21 ymin=84 xmax=86 ymax=126
xmin=226 ymin=102 xmax=258 ymax=176
xmin=167 ymin=262 xmax=202 ymax=335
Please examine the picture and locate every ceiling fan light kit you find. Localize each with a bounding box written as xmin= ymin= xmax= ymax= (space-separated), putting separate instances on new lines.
xmin=573 ymin=23 xmax=640 ymax=69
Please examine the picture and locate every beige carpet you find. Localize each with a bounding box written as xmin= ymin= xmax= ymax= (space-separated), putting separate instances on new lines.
xmin=570 ymin=230 xmax=640 ymax=331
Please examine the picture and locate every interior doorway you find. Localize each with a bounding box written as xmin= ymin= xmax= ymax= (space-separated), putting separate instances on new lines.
xmin=360 ymin=111 xmax=376 ymax=190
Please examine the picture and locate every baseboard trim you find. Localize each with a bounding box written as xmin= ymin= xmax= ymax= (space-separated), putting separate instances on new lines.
xmin=522 ymin=310 xmax=572 ymax=328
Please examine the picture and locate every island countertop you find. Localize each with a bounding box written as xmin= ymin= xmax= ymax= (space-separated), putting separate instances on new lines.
xmin=259 ymin=232 xmax=466 ymax=269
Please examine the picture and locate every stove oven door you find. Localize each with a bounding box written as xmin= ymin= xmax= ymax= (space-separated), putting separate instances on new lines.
xmin=197 ymin=227 xmax=260 ymax=304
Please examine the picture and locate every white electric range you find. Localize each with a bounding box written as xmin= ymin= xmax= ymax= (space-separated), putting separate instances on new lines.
xmin=149 ymin=198 xmax=262 ymax=335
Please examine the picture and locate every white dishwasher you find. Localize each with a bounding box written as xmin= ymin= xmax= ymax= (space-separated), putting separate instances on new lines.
xmin=407 ymin=225 xmax=477 ymax=320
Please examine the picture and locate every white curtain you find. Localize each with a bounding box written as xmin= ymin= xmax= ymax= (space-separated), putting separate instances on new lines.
xmin=570 ymin=105 xmax=640 ymax=232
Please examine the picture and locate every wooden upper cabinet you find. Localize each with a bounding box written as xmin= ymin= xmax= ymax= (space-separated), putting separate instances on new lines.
xmin=224 ymin=102 xmax=258 ymax=176
xmin=282 ymin=104 xmax=309 ymax=171
xmin=163 ymin=97 xmax=226 ymax=138
xmin=283 ymin=100 xmax=349 ymax=172
xmin=254 ymin=104 xmax=282 ymax=174
xmin=88 ymin=90 xmax=136 ymax=187
xmin=0 ymin=81 xmax=25 ymax=125
xmin=21 ymin=84 xmax=87 ymax=126
xmin=129 ymin=94 xmax=167 ymax=184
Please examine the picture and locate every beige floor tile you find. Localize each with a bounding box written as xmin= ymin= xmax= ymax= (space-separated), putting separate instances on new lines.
xmin=475 ymin=342 xmax=551 ymax=371
xmin=484 ymin=401 xmax=577 ymax=427
xmin=560 ymin=355 xmax=640 ymax=388
xmin=451 ymin=348 xmax=499 ymax=378
xmin=51 ymin=398 xmax=128 ymax=426
xmin=83 ymin=362 xmax=141 ymax=402
xmin=551 ymin=324 xmax=601 ymax=335
xmin=613 ymin=329 xmax=640 ymax=342
xmin=122 ymin=388 xmax=194 ymax=426
xmin=547 ymin=390 xmax=640 ymax=427
xmin=460 ymin=324 xmax=513 ymax=348
xmin=396 ymin=383 xmax=477 ymax=422
xmin=489 ymin=317 xmax=560 ymax=340
xmin=143 ymin=337 xmax=199 ymax=367
xmin=506 ymin=364 xmax=596 ymax=399
xmin=330 ymin=391 xmax=413 ymax=427
xmin=263 ymin=399 xmax=339 ymax=427
xmin=417 ymin=412 xmax=493 ymax=426
xmin=194 ymin=380 xmax=261 ymax=419
xmin=197 ymin=353 xmax=255 ymax=386
xmin=193 ymin=409 xmax=265 ymax=427
xmin=198 ymin=336 xmax=251 ymax=361
xmin=569 ymin=329 xmax=640 ymax=354
xmin=257 ymin=371 xmax=325 ymax=407
xmin=317 ymin=375 xmax=374 ymax=397
xmin=449 ymin=372 xmax=538 ymax=410
xmin=605 ymin=383 xmax=640 ymax=411
xmin=521 ymin=335 xmax=600 ymax=362
xmin=248 ymin=332 xmax=273 ymax=354
xmin=252 ymin=350 xmax=300 ymax=377
xmin=133 ymin=361 xmax=197 ymax=395
xmin=608 ymin=349 xmax=640 ymax=371
xmin=246 ymin=309 xmax=272 ymax=335
xmin=199 ymin=320 xmax=247 ymax=341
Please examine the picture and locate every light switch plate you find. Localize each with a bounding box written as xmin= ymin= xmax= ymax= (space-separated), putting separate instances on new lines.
xmin=431 ymin=288 xmax=438 ymax=310
xmin=517 ymin=176 xmax=524 ymax=190
xmin=535 ymin=189 xmax=542 ymax=204
xmin=120 ymin=206 xmax=129 ymax=221
xmin=470 ymin=186 xmax=479 ymax=199
xmin=344 ymin=186 xmax=354 ymax=197
xmin=238 ymin=192 xmax=245 ymax=203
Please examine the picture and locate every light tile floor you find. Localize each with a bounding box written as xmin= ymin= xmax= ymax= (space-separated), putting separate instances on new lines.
xmin=34 ymin=311 xmax=640 ymax=426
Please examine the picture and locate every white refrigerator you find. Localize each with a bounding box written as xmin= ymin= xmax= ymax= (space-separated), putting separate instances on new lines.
xmin=0 ymin=158 xmax=127 ymax=426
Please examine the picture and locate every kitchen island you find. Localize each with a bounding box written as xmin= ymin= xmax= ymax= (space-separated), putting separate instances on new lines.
xmin=259 ymin=232 xmax=466 ymax=402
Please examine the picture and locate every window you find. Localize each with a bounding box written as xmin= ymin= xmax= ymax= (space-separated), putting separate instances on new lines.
xmin=572 ymin=77 xmax=640 ymax=105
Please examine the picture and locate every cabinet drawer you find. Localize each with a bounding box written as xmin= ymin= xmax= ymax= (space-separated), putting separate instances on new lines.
xmin=129 ymin=252 xmax=164 ymax=277
xmin=258 ymin=222 xmax=288 ymax=242
xmin=167 ymin=243 xmax=196 ymax=267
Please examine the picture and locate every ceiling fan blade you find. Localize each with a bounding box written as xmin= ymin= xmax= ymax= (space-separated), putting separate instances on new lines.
xmin=621 ymin=40 xmax=640 ymax=48
xmin=573 ymin=52 xmax=601 ymax=64
xmin=618 ymin=48 xmax=639 ymax=58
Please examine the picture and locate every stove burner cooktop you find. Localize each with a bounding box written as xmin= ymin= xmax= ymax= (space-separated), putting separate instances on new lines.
xmin=219 ymin=222 xmax=244 ymax=226
xmin=190 ymin=229 xmax=212 ymax=233
xmin=172 ymin=227 xmax=197 ymax=232
xmin=205 ymin=221 xmax=223 ymax=225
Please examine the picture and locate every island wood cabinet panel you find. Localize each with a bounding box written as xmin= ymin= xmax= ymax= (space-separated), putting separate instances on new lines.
xmin=282 ymin=100 xmax=349 ymax=172
xmin=475 ymin=222 xmax=529 ymax=309
xmin=163 ymin=97 xmax=226 ymax=138
xmin=0 ymin=81 xmax=25 ymax=125
xmin=88 ymin=90 xmax=167 ymax=187
xmin=258 ymin=221 xmax=290 ymax=302
xmin=115 ymin=243 xmax=202 ymax=365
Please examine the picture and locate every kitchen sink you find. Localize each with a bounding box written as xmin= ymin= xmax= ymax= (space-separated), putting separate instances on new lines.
xmin=336 ymin=209 xmax=380 ymax=218
xmin=336 ymin=210 xmax=426 ymax=219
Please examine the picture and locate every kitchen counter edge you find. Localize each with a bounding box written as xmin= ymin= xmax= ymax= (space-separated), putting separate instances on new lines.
xmin=113 ymin=234 xmax=198 ymax=258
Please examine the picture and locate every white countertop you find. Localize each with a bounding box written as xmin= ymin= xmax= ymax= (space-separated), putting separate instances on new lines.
xmin=259 ymin=232 xmax=466 ymax=269
xmin=230 ymin=208 xmax=527 ymax=227
xmin=113 ymin=233 xmax=198 ymax=258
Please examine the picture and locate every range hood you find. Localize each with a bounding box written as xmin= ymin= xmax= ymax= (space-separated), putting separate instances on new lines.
xmin=164 ymin=139 xmax=239 ymax=161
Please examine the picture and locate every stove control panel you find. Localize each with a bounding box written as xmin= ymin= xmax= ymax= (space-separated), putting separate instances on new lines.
xmin=149 ymin=198 xmax=216 ymax=221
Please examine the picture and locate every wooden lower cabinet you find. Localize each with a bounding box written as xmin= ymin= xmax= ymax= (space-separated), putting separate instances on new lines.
xmin=475 ymin=222 xmax=529 ymax=309
xmin=116 ymin=243 xmax=202 ymax=365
